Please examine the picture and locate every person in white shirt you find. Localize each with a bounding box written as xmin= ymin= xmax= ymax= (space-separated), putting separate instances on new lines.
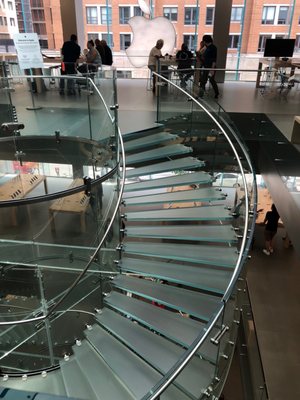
xmin=148 ymin=39 xmax=164 ymax=93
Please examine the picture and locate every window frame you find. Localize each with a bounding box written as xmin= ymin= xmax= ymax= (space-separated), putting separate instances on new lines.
xmin=100 ymin=6 xmax=112 ymax=25
xmin=206 ymin=6 xmax=214 ymax=25
xmin=231 ymin=6 xmax=243 ymax=22
xmin=184 ymin=6 xmax=197 ymax=25
xmin=120 ymin=33 xmax=132 ymax=50
xmin=163 ymin=6 xmax=178 ymax=22
xmin=86 ymin=6 xmax=98 ymax=25
xmin=228 ymin=34 xmax=240 ymax=49
xmin=183 ymin=34 xmax=196 ymax=51
xmin=262 ymin=6 xmax=276 ymax=25
xmin=119 ymin=6 xmax=131 ymax=24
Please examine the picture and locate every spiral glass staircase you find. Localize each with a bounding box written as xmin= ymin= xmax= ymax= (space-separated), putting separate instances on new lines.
xmin=0 ymin=67 xmax=256 ymax=399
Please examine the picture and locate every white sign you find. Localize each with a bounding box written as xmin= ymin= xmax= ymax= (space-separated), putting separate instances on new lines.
xmin=13 ymin=33 xmax=44 ymax=70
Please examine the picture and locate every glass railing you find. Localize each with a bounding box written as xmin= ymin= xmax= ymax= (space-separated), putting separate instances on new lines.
xmin=0 ymin=70 xmax=126 ymax=374
xmin=140 ymin=71 xmax=257 ymax=399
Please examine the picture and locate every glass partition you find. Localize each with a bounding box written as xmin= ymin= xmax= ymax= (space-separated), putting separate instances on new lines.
xmin=0 ymin=68 xmax=124 ymax=374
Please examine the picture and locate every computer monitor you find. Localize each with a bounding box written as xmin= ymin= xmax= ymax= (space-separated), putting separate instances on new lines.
xmin=264 ymin=39 xmax=295 ymax=58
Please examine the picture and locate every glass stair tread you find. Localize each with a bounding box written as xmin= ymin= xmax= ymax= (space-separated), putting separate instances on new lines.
xmin=112 ymin=275 xmax=221 ymax=321
xmin=95 ymin=309 xmax=215 ymax=399
xmin=120 ymin=257 xmax=231 ymax=294
xmin=125 ymin=144 xmax=192 ymax=165
xmin=0 ymin=370 xmax=67 ymax=397
xmin=72 ymin=341 xmax=135 ymax=400
xmin=123 ymin=242 xmax=237 ymax=268
xmin=85 ymin=324 xmax=191 ymax=400
xmin=125 ymin=225 xmax=237 ymax=243
xmin=124 ymin=132 xmax=178 ymax=152
xmin=104 ymin=291 xmax=204 ymax=348
xmin=104 ymin=292 xmax=217 ymax=363
xmin=125 ymin=157 xmax=204 ymax=178
xmin=125 ymin=205 xmax=232 ymax=222
xmin=60 ymin=357 xmax=98 ymax=400
xmin=123 ymin=187 xmax=225 ymax=206
xmin=124 ymin=171 xmax=212 ymax=192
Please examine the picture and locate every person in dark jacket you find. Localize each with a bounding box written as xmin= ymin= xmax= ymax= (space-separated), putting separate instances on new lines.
xmin=262 ymin=204 xmax=280 ymax=255
xmin=176 ymin=43 xmax=194 ymax=88
xmin=95 ymin=39 xmax=113 ymax=66
xmin=60 ymin=34 xmax=81 ymax=95
xmin=199 ymin=35 xmax=219 ymax=99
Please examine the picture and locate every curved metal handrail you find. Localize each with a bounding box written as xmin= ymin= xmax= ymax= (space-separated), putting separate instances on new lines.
xmin=0 ymin=72 xmax=126 ymax=328
xmin=141 ymin=72 xmax=254 ymax=400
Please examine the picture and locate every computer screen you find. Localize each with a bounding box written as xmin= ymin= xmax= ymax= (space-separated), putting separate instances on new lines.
xmin=264 ymin=39 xmax=295 ymax=58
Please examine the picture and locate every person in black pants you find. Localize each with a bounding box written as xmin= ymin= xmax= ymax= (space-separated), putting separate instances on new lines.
xmin=199 ymin=35 xmax=219 ymax=99
xmin=60 ymin=34 xmax=81 ymax=95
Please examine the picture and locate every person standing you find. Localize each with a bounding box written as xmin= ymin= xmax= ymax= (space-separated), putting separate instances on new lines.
xmin=199 ymin=35 xmax=219 ymax=99
xmin=95 ymin=39 xmax=113 ymax=66
xmin=60 ymin=34 xmax=81 ymax=95
xmin=148 ymin=39 xmax=164 ymax=93
xmin=176 ymin=43 xmax=194 ymax=88
xmin=262 ymin=204 xmax=280 ymax=255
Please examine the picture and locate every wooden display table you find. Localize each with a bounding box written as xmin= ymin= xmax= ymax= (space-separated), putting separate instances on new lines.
xmin=256 ymin=57 xmax=300 ymax=88
xmin=0 ymin=174 xmax=47 ymax=226
xmin=49 ymin=178 xmax=90 ymax=233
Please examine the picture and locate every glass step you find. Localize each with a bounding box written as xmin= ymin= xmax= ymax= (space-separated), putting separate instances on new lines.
xmin=125 ymin=205 xmax=232 ymax=222
xmin=95 ymin=309 xmax=215 ymax=400
xmin=0 ymin=370 xmax=67 ymax=397
xmin=85 ymin=324 xmax=191 ymax=400
xmin=125 ymin=157 xmax=205 ymax=178
xmin=104 ymin=291 xmax=204 ymax=347
xmin=125 ymin=225 xmax=237 ymax=243
xmin=124 ymin=171 xmax=213 ymax=192
xmin=104 ymin=291 xmax=219 ymax=364
xmin=124 ymin=132 xmax=178 ymax=152
xmin=73 ymin=341 xmax=135 ymax=400
xmin=123 ymin=242 xmax=237 ymax=268
xmin=60 ymin=358 xmax=98 ymax=400
xmin=123 ymin=187 xmax=225 ymax=206
xmin=120 ymin=257 xmax=231 ymax=294
xmin=112 ymin=275 xmax=221 ymax=321
xmin=126 ymin=144 xmax=192 ymax=165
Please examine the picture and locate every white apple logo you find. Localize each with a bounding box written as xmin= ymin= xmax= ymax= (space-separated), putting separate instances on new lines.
xmin=126 ymin=0 xmax=176 ymax=68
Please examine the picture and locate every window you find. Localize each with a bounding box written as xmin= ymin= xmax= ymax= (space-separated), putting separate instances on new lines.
xmin=163 ymin=7 xmax=178 ymax=21
xmin=134 ymin=6 xmax=143 ymax=16
xmin=39 ymin=39 xmax=48 ymax=49
xmin=102 ymin=33 xmax=113 ymax=48
xmin=206 ymin=7 xmax=214 ymax=25
xmin=8 ymin=1 xmax=13 ymax=10
xmin=100 ymin=6 xmax=112 ymax=25
xmin=278 ymin=6 xmax=289 ymax=24
xmin=262 ymin=6 xmax=276 ymax=24
xmin=86 ymin=7 xmax=98 ymax=24
xmin=10 ymin=17 xmax=15 ymax=26
xmin=88 ymin=33 xmax=98 ymax=41
xmin=32 ymin=9 xmax=45 ymax=21
xmin=258 ymin=34 xmax=272 ymax=51
xmin=33 ymin=22 xmax=46 ymax=35
xmin=228 ymin=34 xmax=240 ymax=49
xmin=3 ymin=16 xmax=7 ymax=25
xmin=0 ymin=16 xmax=3 ymax=26
xmin=120 ymin=33 xmax=131 ymax=50
xmin=231 ymin=7 xmax=243 ymax=22
xmin=183 ymin=34 xmax=196 ymax=51
xmin=295 ymin=35 xmax=300 ymax=52
xmin=184 ymin=7 xmax=197 ymax=25
xmin=31 ymin=0 xmax=44 ymax=8
xmin=119 ymin=7 xmax=130 ymax=24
